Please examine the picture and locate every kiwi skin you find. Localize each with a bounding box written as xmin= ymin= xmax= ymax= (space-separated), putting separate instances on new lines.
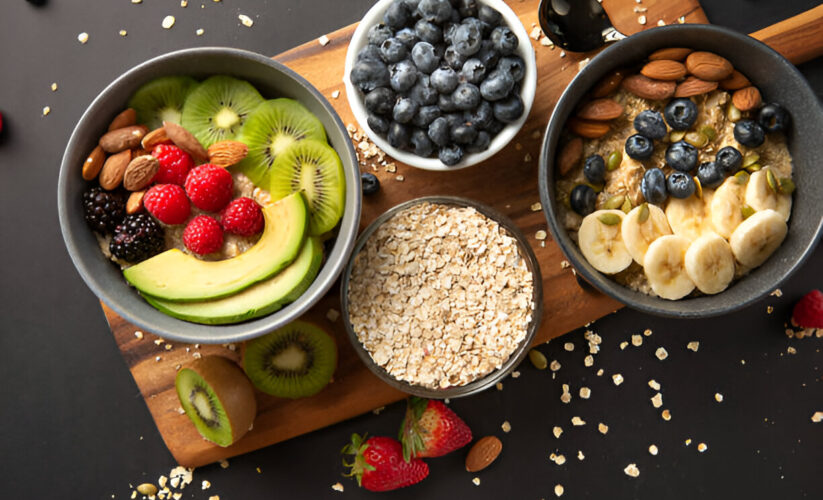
xmin=175 ymin=356 xmax=257 ymax=447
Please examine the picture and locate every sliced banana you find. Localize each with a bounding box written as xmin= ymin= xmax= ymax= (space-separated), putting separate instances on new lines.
xmin=745 ymin=169 xmax=792 ymax=221
xmin=643 ymin=235 xmax=695 ymax=300
xmin=665 ymin=189 xmax=715 ymax=241
xmin=684 ymin=233 xmax=736 ymax=294
xmin=622 ymin=204 xmax=672 ymax=265
xmin=729 ymin=209 xmax=788 ymax=268
xmin=710 ymin=177 xmax=746 ymax=239
xmin=578 ymin=210 xmax=633 ymax=274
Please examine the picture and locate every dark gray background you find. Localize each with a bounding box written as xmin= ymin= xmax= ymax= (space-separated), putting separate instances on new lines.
xmin=0 ymin=1 xmax=821 ymax=499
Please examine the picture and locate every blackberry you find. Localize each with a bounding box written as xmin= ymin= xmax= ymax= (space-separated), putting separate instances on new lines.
xmin=83 ymin=186 xmax=126 ymax=234
xmin=109 ymin=214 xmax=165 ymax=263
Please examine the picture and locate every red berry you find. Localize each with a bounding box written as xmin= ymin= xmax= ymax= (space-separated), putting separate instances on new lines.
xmin=152 ymin=144 xmax=193 ymax=186
xmin=792 ymin=289 xmax=823 ymax=329
xmin=185 ymin=164 xmax=233 ymax=212
xmin=342 ymin=434 xmax=429 ymax=492
xmin=183 ymin=215 xmax=224 ymax=255
xmin=399 ymin=397 xmax=472 ymax=460
xmin=144 ymin=184 xmax=190 ymax=225
xmin=220 ymin=197 xmax=264 ymax=236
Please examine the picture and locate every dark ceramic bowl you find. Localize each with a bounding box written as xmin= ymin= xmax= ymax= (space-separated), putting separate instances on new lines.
xmin=57 ymin=48 xmax=362 ymax=344
xmin=538 ymin=25 xmax=823 ymax=317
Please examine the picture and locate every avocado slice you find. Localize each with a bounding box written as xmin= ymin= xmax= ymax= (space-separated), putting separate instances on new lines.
xmin=124 ymin=192 xmax=308 ymax=302
xmin=144 ymin=237 xmax=324 ymax=324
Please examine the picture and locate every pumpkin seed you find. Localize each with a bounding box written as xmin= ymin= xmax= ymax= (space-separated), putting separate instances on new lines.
xmin=734 ymin=170 xmax=750 ymax=184
xmin=741 ymin=204 xmax=755 ymax=219
xmin=693 ymin=176 xmax=703 ymax=199
xmin=621 ymin=197 xmax=632 ymax=214
xmin=607 ymin=150 xmax=622 ymax=171
xmin=727 ymin=102 xmax=742 ymax=122
xmin=743 ymin=152 xmax=760 ymax=167
xmin=765 ymin=169 xmax=779 ymax=193
xmin=137 ymin=484 xmax=158 ymax=496
xmin=699 ymin=125 xmax=717 ymax=141
xmin=778 ymin=177 xmax=795 ymax=194
xmin=684 ymin=131 xmax=709 ymax=148
xmin=638 ymin=202 xmax=650 ymax=223
xmin=603 ymin=195 xmax=625 ymax=210
xmin=598 ymin=212 xmax=621 ymax=225
xmin=529 ymin=349 xmax=548 ymax=370
xmin=745 ymin=163 xmax=761 ymax=173
xmin=669 ymin=130 xmax=686 ymax=143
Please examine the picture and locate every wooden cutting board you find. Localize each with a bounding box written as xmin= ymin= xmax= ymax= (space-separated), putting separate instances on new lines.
xmin=102 ymin=0 xmax=823 ymax=468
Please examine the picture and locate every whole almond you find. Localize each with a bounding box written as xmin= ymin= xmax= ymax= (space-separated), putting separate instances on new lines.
xmin=591 ymin=69 xmax=625 ymax=98
xmin=126 ymin=190 xmax=146 ymax=214
xmin=123 ymin=155 xmax=160 ymax=191
xmin=719 ymin=70 xmax=751 ymax=90
xmin=558 ymin=137 xmax=583 ymax=176
xmin=99 ymin=149 xmax=132 ymax=190
xmin=568 ymin=118 xmax=611 ymax=139
xmin=208 ymin=140 xmax=249 ymax=167
xmin=685 ymin=51 xmax=734 ymax=81
xmin=108 ymin=108 xmax=137 ymax=131
xmin=576 ymin=99 xmax=624 ymax=121
xmin=641 ymin=60 xmax=687 ymax=81
xmin=99 ymin=125 xmax=149 ymax=153
xmin=621 ymin=75 xmax=676 ymax=100
xmin=732 ymin=86 xmax=762 ymax=111
xmin=141 ymin=127 xmax=170 ymax=149
xmin=465 ymin=436 xmax=502 ymax=472
xmin=648 ymin=47 xmax=693 ymax=61
xmin=163 ymin=121 xmax=208 ymax=162
xmin=674 ymin=76 xmax=719 ymax=97
xmin=81 ymin=145 xmax=106 ymax=181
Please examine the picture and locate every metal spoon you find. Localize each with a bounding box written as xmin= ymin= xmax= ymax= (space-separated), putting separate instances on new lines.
xmin=538 ymin=0 xmax=626 ymax=52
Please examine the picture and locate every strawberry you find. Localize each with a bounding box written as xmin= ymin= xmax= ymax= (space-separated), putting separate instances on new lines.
xmin=342 ymin=434 xmax=429 ymax=492
xmin=399 ymin=397 xmax=472 ymax=460
xmin=183 ymin=215 xmax=223 ymax=255
xmin=792 ymin=289 xmax=823 ymax=329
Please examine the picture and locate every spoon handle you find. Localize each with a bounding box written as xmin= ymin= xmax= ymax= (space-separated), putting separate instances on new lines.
xmin=750 ymin=4 xmax=823 ymax=65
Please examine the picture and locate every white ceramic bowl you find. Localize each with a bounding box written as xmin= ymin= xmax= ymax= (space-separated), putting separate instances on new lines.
xmin=343 ymin=0 xmax=537 ymax=171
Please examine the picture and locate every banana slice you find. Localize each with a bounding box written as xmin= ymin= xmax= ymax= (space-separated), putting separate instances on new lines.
xmin=643 ymin=235 xmax=695 ymax=300
xmin=745 ymin=169 xmax=792 ymax=221
xmin=684 ymin=233 xmax=736 ymax=294
xmin=622 ymin=203 xmax=672 ymax=265
xmin=578 ymin=210 xmax=633 ymax=274
xmin=665 ymin=189 xmax=715 ymax=241
xmin=729 ymin=209 xmax=788 ymax=268
xmin=710 ymin=177 xmax=746 ymax=239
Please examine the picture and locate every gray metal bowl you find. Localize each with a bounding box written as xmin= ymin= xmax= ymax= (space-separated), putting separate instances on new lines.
xmin=57 ymin=47 xmax=362 ymax=344
xmin=538 ymin=25 xmax=823 ymax=318
xmin=339 ymin=196 xmax=543 ymax=399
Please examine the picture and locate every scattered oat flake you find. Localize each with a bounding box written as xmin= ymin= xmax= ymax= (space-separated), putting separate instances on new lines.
xmin=529 ymin=27 xmax=542 ymax=40
xmin=647 ymin=444 xmax=659 ymax=455
xmin=318 ymin=35 xmax=330 ymax=46
xmin=119 ymin=29 xmax=128 ymax=36
xmin=372 ymin=406 xmax=385 ymax=415
xmin=496 ymin=382 xmax=504 ymax=391
xmin=638 ymin=15 xmax=647 ymax=25
xmin=678 ymin=16 xmax=686 ymax=23
xmin=554 ymin=484 xmax=564 ymax=497
xmin=550 ymin=360 xmax=561 ymax=372
xmin=624 ymin=463 xmax=640 ymax=477
xmin=697 ymin=442 xmax=708 ymax=452
xmin=523 ymin=153 xmax=532 ymax=162
xmin=535 ymin=230 xmax=547 ymax=240
xmin=326 ymin=308 xmax=340 ymax=322
xmin=239 ymin=14 xmax=254 ymax=27
xmin=620 ymin=341 xmax=628 ymax=350
xmin=511 ymin=370 xmax=521 ymax=379
xmin=561 ymin=260 xmax=571 ymax=269
xmin=811 ymin=412 xmax=823 ymax=423
xmin=597 ymin=368 xmax=604 ymax=376
xmin=648 ymin=379 xmax=661 ymax=390
xmin=771 ymin=288 xmax=783 ymax=297
xmin=201 ymin=480 xmax=211 ymax=490
xmin=51 ymin=83 xmax=58 ymax=91
xmin=687 ymin=341 xmax=700 ymax=352
xmin=209 ymin=497 xmax=220 ymax=500
xmin=219 ymin=459 xmax=229 ymax=469
xmin=501 ymin=421 xmax=511 ymax=433
xmin=162 ymin=16 xmax=175 ymax=29
xmin=132 ymin=0 xmax=142 ymax=3
xmin=643 ymin=328 xmax=653 ymax=336
xmin=571 ymin=416 xmax=586 ymax=426
xmin=181 ymin=0 xmax=188 ymax=6
xmin=655 ymin=347 xmax=669 ymax=360
xmin=612 ymin=373 xmax=624 ymax=385
xmin=540 ymin=37 xmax=553 ymax=47
xmin=598 ymin=422 xmax=608 ymax=434
xmin=631 ymin=334 xmax=643 ymax=346
xmin=196 ymin=28 xmax=205 ymax=36
xmin=579 ymin=387 xmax=591 ymax=399
xmin=564 ymin=342 xmax=574 ymax=352
xmin=77 ymin=32 xmax=89 ymax=44
xmin=715 ymin=393 xmax=724 ymax=402
xmin=577 ymin=450 xmax=585 ymax=460
xmin=651 ymin=392 xmax=663 ymax=408
xmin=530 ymin=202 xmax=542 ymax=212
xmin=42 ymin=106 xmax=50 ymax=115
xmin=787 ymin=346 xmax=797 ymax=355
xmin=657 ymin=19 xmax=666 ymax=26
xmin=331 ymin=90 xmax=340 ymax=99
xmin=134 ymin=331 xmax=144 ymax=340
xmin=661 ymin=409 xmax=671 ymax=421
xmin=396 ymin=175 xmax=405 ymax=182
xmin=583 ymin=355 xmax=593 ymax=367
xmin=331 ymin=482 xmax=344 ymax=492
xmin=472 ymin=477 xmax=481 ymax=486
xmin=767 ymin=305 xmax=774 ymax=314
xmin=560 ymin=50 xmax=566 ymax=58
xmin=553 ymin=426 xmax=563 ymax=438
xmin=554 ymin=454 xmax=566 ymax=465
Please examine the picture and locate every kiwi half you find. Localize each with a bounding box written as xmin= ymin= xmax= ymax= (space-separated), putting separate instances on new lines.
xmin=242 ymin=320 xmax=337 ymax=399
xmin=234 ymin=98 xmax=327 ymax=187
xmin=175 ymin=355 xmax=257 ymax=447
xmin=269 ymin=139 xmax=346 ymax=236
xmin=128 ymin=76 xmax=198 ymax=130
xmin=180 ymin=75 xmax=265 ymax=148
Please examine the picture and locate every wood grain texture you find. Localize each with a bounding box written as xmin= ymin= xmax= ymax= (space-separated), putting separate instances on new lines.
xmin=750 ymin=4 xmax=823 ymax=65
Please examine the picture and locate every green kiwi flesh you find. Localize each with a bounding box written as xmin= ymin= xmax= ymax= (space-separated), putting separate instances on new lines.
xmin=242 ymin=320 xmax=337 ymax=399
xmin=127 ymin=76 xmax=198 ymax=130
xmin=268 ymin=139 xmax=345 ymax=236
xmin=234 ymin=98 xmax=327 ymax=187
xmin=181 ymin=75 xmax=265 ymax=148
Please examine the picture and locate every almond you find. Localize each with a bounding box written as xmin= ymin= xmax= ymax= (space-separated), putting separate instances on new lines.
xmin=81 ymin=145 xmax=106 ymax=181
xmin=465 ymin=436 xmax=502 ymax=472
xmin=648 ymin=47 xmax=693 ymax=61
xmin=108 ymin=108 xmax=137 ymax=131
xmin=591 ymin=69 xmax=625 ymax=98
xmin=720 ymin=70 xmax=751 ymax=91
xmin=685 ymin=51 xmax=733 ymax=81
xmin=576 ymin=99 xmax=624 ymax=121
xmin=99 ymin=149 xmax=132 ymax=190
xmin=99 ymin=125 xmax=148 ymax=153
xmin=208 ymin=140 xmax=249 ymax=167
xmin=141 ymin=127 xmax=170 ymax=149
xmin=123 ymin=155 xmax=160 ymax=191
xmin=126 ymin=190 xmax=146 ymax=214
xmin=732 ymin=86 xmax=762 ymax=111
xmin=568 ymin=118 xmax=611 ymax=139
xmin=674 ymin=76 xmax=719 ymax=97
xmin=621 ymin=75 xmax=676 ymax=100
xmin=163 ymin=121 xmax=208 ymax=162
xmin=558 ymin=137 xmax=583 ymax=176
xmin=641 ymin=60 xmax=687 ymax=81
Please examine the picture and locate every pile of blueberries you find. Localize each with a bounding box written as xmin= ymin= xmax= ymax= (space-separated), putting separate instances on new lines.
xmin=349 ymin=0 xmax=527 ymax=166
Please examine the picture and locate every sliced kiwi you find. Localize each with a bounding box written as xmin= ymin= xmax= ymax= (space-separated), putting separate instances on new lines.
xmin=180 ymin=75 xmax=265 ymax=148
xmin=268 ymin=139 xmax=345 ymax=236
xmin=242 ymin=320 xmax=337 ymax=399
xmin=175 ymin=355 xmax=257 ymax=447
xmin=234 ymin=98 xmax=327 ymax=187
xmin=127 ymin=76 xmax=198 ymax=130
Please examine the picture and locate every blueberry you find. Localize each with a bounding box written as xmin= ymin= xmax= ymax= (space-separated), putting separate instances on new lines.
xmin=395 ymin=27 xmax=419 ymax=48
xmin=665 ymin=141 xmax=698 ymax=172
xmin=403 ymin=0 xmax=421 ymax=12
xmin=443 ymin=23 xmax=458 ymax=45
xmin=438 ymin=93 xmax=458 ymax=112
xmin=464 ymin=100 xmax=492 ymax=129
xmin=452 ymin=23 xmax=482 ymax=56
xmin=409 ymin=76 xmax=438 ymax=105
xmin=696 ymin=161 xmax=724 ymax=188
xmin=451 ymin=122 xmax=478 ymax=144
xmin=466 ymin=130 xmax=491 ymax=153
xmin=364 ymin=87 xmax=396 ymax=115
xmin=410 ymin=129 xmax=434 ymax=157
xmin=734 ymin=119 xmax=766 ymax=148
xmin=480 ymin=70 xmax=514 ymax=101
xmin=430 ymin=67 xmax=459 ymax=93
xmin=456 ymin=0 xmax=478 ymax=17
xmin=460 ymin=58 xmax=486 ymax=85
xmin=443 ymin=45 xmax=467 ymax=70
xmin=389 ymin=60 xmax=418 ymax=92
xmin=625 ymin=134 xmax=654 ymax=160
xmin=475 ymin=40 xmax=500 ymax=68
xmin=414 ymin=19 xmax=442 ymax=44
xmin=367 ymin=114 xmax=390 ymax=135
xmin=570 ymin=184 xmax=596 ymax=216
xmin=350 ymin=59 xmax=390 ymax=92
xmin=412 ymin=105 xmax=441 ymax=127
xmin=452 ymin=83 xmax=481 ymax=111
xmin=641 ymin=168 xmax=667 ymax=204
xmin=443 ymin=112 xmax=464 ymax=129
xmin=478 ymin=5 xmax=502 ymax=28
xmin=583 ymin=154 xmax=606 ymax=185
xmin=357 ymin=44 xmax=383 ymax=62
xmin=633 ymin=110 xmax=667 ymax=140
xmin=493 ymin=93 xmax=523 ymax=123
xmin=361 ymin=172 xmax=380 ymax=195
xmin=368 ymin=23 xmax=393 ymax=46
xmin=427 ymin=117 xmax=450 ymax=146
xmin=496 ymin=56 xmax=525 ymax=82
xmin=461 ymin=17 xmax=485 ymax=38
xmin=411 ymin=41 xmax=440 ymax=73
xmin=757 ymin=102 xmax=791 ymax=134
xmin=383 ymin=1 xmax=409 ymax=29
xmin=664 ymin=98 xmax=698 ymax=130
xmin=439 ymin=144 xmax=464 ymax=166
xmin=715 ymin=146 xmax=742 ymax=174
xmin=666 ymin=172 xmax=696 ymax=199
xmin=417 ymin=0 xmax=452 ymax=23
xmin=393 ymin=97 xmax=418 ymax=124
xmin=380 ymin=38 xmax=408 ymax=64
xmin=388 ymin=121 xmax=411 ymax=149
xmin=486 ymin=119 xmax=505 ymax=135
xmin=490 ymin=26 xmax=518 ymax=55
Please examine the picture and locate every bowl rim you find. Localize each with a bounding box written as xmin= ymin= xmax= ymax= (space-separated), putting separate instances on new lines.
xmin=342 ymin=0 xmax=537 ymax=171
xmin=339 ymin=195 xmax=543 ymax=399
xmin=57 ymin=47 xmax=362 ymax=343
xmin=538 ymin=24 xmax=823 ymax=318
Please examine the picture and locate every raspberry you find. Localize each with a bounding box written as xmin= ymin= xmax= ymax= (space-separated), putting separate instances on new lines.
xmin=144 ymin=184 xmax=191 ymax=225
xmin=185 ymin=164 xmax=233 ymax=212
xmin=152 ymin=144 xmax=193 ymax=186
xmin=220 ymin=197 xmax=264 ymax=236
xmin=183 ymin=215 xmax=224 ymax=255
xmin=109 ymin=214 xmax=165 ymax=262
xmin=792 ymin=289 xmax=823 ymax=329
